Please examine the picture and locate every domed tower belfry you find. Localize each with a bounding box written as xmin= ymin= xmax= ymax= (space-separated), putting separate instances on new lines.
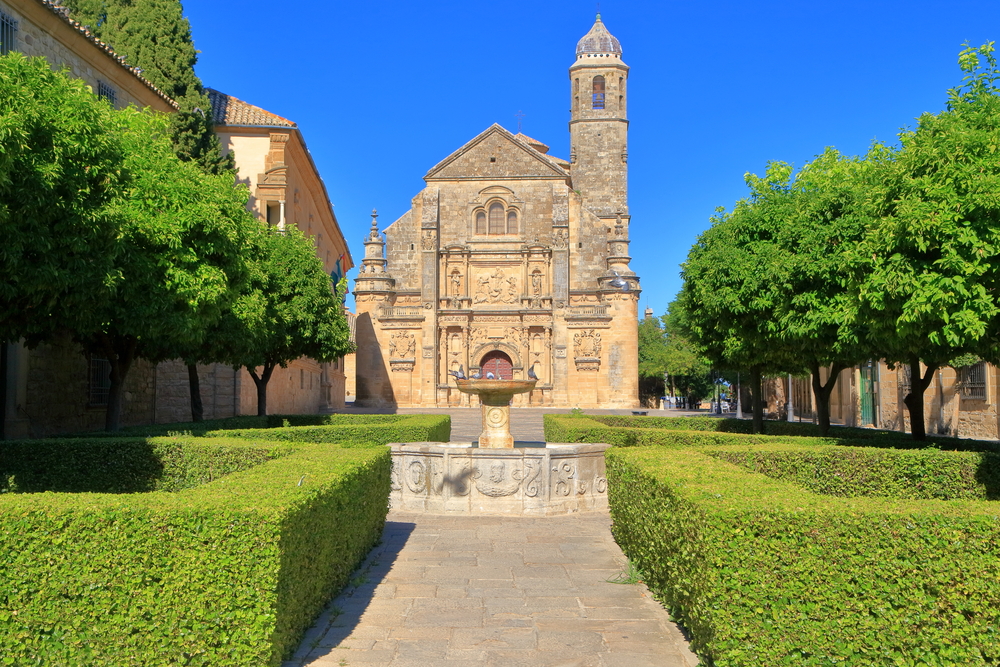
xmin=353 ymin=15 xmax=640 ymax=409
xmin=570 ymin=14 xmax=629 ymax=220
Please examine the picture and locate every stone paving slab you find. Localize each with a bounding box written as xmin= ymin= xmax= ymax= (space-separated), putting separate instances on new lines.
xmin=282 ymin=512 xmax=698 ymax=667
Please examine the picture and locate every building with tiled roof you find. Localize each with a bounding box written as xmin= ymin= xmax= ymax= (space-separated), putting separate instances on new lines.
xmin=0 ymin=0 xmax=176 ymax=111
xmin=205 ymin=88 xmax=295 ymax=128
xmin=0 ymin=2 xmax=354 ymax=435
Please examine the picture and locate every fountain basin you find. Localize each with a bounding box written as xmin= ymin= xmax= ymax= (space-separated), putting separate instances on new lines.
xmin=454 ymin=378 xmax=537 ymax=448
xmin=390 ymin=442 xmax=610 ymax=516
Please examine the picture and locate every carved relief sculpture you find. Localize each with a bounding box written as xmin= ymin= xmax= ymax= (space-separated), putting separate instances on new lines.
xmin=573 ymin=330 xmax=602 ymax=371
xmin=389 ymin=331 xmax=416 ymax=359
xmin=474 ymin=268 xmax=519 ymax=305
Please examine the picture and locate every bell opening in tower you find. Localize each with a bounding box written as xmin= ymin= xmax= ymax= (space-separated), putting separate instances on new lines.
xmin=592 ymin=75 xmax=606 ymax=110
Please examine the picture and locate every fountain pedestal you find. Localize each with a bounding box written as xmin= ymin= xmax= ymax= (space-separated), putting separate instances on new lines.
xmin=391 ymin=378 xmax=610 ymax=515
xmin=455 ymin=379 xmax=536 ymax=448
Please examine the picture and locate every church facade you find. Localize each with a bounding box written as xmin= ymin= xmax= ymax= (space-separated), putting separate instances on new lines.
xmin=353 ymin=15 xmax=640 ymax=409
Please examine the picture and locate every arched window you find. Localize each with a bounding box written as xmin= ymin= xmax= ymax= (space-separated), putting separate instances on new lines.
xmin=507 ymin=210 xmax=518 ymax=235
xmin=476 ymin=211 xmax=487 ymax=235
xmin=480 ymin=351 xmax=513 ymax=380
xmin=488 ymin=203 xmax=505 ymax=235
xmin=592 ymin=75 xmax=605 ymax=110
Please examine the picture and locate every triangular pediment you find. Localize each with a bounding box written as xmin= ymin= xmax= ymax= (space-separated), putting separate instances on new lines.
xmin=425 ymin=124 xmax=568 ymax=181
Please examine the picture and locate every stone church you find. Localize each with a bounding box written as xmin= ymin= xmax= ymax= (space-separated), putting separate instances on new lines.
xmin=353 ymin=15 xmax=640 ymax=409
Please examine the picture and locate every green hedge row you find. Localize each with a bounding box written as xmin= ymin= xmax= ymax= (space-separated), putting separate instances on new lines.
xmin=82 ymin=413 xmax=426 ymax=439
xmin=705 ymin=443 xmax=1000 ymax=501
xmin=1 ymin=437 xmax=290 ymax=494
xmin=589 ymin=414 xmax=1000 ymax=451
xmin=544 ymin=415 xmax=841 ymax=448
xmin=0 ymin=438 xmax=390 ymax=665
xmin=546 ymin=414 xmax=1000 ymax=453
xmin=207 ymin=414 xmax=451 ymax=447
xmin=607 ymin=445 xmax=1000 ymax=665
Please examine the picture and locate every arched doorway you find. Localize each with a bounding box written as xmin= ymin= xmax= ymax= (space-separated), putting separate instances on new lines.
xmin=480 ymin=351 xmax=513 ymax=380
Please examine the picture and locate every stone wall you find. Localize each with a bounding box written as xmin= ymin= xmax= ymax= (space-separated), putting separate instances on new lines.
xmin=0 ymin=0 xmax=174 ymax=112
xmin=154 ymin=361 xmax=239 ymax=424
xmin=19 ymin=333 xmax=154 ymax=437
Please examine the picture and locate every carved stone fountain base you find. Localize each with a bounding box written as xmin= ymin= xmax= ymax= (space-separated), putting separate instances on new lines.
xmin=389 ymin=442 xmax=610 ymax=516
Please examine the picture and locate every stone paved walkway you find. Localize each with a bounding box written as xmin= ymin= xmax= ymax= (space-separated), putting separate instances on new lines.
xmin=283 ymin=512 xmax=699 ymax=667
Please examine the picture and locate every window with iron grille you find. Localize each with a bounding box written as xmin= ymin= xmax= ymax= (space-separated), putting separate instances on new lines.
xmin=959 ymin=361 xmax=987 ymax=400
xmin=97 ymin=81 xmax=117 ymax=106
xmin=0 ymin=10 xmax=17 ymax=55
xmin=88 ymin=356 xmax=112 ymax=406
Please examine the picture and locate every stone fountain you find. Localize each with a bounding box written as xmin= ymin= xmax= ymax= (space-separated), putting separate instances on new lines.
xmin=455 ymin=378 xmax=536 ymax=448
xmin=389 ymin=378 xmax=610 ymax=516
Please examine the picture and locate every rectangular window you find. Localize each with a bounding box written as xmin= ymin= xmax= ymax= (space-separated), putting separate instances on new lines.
xmin=0 ymin=10 xmax=18 ymax=55
xmin=266 ymin=202 xmax=280 ymax=226
xmin=97 ymin=81 xmax=117 ymax=106
xmin=300 ymin=368 xmax=304 ymax=389
xmin=960 ymin=361 xmax=987 ymax=400
xmin=88 ymin=356 xmax=111 ymax=407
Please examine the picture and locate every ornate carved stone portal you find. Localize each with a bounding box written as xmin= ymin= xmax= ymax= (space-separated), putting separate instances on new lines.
xmin=352 ymin=15 xmax=641 ymax=409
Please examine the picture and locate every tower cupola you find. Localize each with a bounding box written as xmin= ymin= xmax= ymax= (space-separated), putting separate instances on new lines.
xmin=576 ymin=14 xmax=622 ymax=57
xmin=569 ymin=14 xmax=629 ymax=219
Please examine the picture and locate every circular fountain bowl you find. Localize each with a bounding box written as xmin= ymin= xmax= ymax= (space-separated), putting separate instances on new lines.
xmin=454 ymin=379 xmax=536 ymax=404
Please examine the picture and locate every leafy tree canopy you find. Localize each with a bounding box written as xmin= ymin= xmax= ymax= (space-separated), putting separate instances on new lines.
xmin=61 ymin=0 xmax=233 ymax=174
xmin=221 ymin=227 xmax=355 ymax=415
xmin=79 ymin=108 xmax=258 ymax=430
xmin=0 ymin=53 xmax=126 ymax=344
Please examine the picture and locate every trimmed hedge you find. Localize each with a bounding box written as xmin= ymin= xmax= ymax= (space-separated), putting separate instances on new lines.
xmin=0 ymin=438 xmax=390 ymax=665
xmin=590 ymin=413 xmax=1000 ymax=451
xmin=706 ymin=443 xmax=1000 ymax=501
xmin=207 ymin=414 xmax=451 ymax=447
xmin=544 ymin=414 xmax=841 ymax=448
xmin=1 ymin=437 xmax=290 ymax=494
xmin=68 ymin=413 xmax=434 ymax=439
xmin=608 ymin=445 xmax=1000 ymax=665
xmin=545 ymin=413 xmax=1000 ymax=453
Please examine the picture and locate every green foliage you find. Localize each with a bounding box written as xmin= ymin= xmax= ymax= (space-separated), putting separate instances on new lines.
xmin=207 ymin=415 xmax=451 ymax=447
xmin=607 ymin=445 xmax=1000 ymax=665
xmin=0 ymin=53 xmax=126 ymax=343
xmin=63 ymin=414 xmax=449 ymax=445
xmin=0 ymin=436 xmax=289 ymax=493
xmin=60 ymin=0 xmax=234 ymax=174
xmin=706 ymin=443 xmax=1000 ymax=501
xmin=223 ymin=227 xmax=354 ymax=415
xmin=75 ymin=108 xmax=260 ymax=430
xmin=543 ymin=414 xmax=1000 ymax=453
xmin=638 ymin=303 xmax=712 ymax=404
xmin=0 ymin=437 xmax=390 ymax=665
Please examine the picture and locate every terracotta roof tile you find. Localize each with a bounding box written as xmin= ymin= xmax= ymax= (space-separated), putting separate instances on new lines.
xmin=39 ymin=1 xmax=177 ymax=109
xmin=205 ymin=88 xmax=296 ymax=128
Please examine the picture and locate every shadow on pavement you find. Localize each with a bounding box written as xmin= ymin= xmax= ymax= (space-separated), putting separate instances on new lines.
xmin=286 ymin=519 xmax=416 ymax=665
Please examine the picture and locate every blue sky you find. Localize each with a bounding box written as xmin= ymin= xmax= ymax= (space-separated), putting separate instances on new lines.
xmin=185 ymin=0 xmax=1000 ymax=317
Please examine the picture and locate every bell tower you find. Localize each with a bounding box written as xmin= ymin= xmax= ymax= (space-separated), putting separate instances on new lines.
xmin=569 ymin=14 xmax=629 ymax=219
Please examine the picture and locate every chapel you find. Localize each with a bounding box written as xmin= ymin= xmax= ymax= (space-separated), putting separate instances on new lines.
xmin=353 ymin=14 xmax=640 ymax=408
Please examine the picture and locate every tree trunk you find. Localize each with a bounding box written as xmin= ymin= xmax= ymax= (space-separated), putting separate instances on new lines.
xmin=247 ymin=363 xmax=275 ymax=416
xmin=749 ymin=368 xmax=764 ymax=434
xmin=811 ymin=362 xmax=846 ymax=437
xmin=187 ymin=363 xmax=204 ymax=422
xmin=903 ymin=356 xmax=938 ymax=441
xmin=101 ymin=335 xmax=136 ymax=433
